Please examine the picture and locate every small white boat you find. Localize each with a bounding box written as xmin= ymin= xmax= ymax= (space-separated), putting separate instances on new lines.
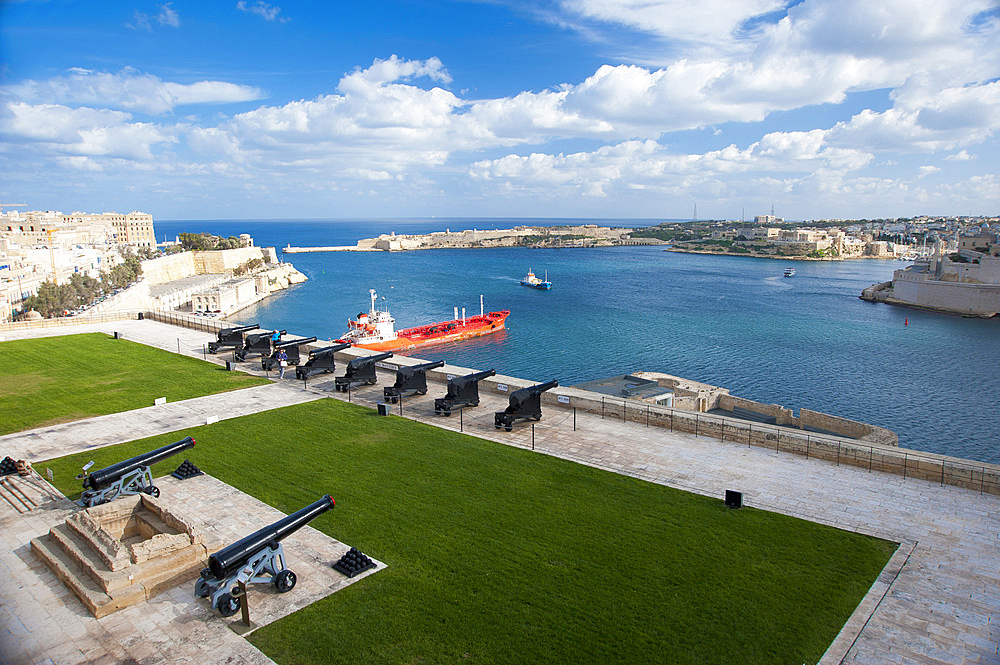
xmin=783 ymin=267 xmax=796 ymax=277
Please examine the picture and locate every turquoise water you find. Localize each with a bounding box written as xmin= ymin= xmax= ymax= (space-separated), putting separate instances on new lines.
xmin=159 ymin=219 xmax=1000 ymax=464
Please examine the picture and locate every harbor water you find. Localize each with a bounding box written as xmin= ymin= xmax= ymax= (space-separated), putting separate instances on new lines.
xmin=159 ymin=219 xmax=1000 ymax=464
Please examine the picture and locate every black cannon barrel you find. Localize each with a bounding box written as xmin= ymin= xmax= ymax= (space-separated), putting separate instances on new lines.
xmin=509 ymin=379 xmax=559 ymax=408
xmin=310 ymin=342 xmax=351 ymax=357
xmin=525 ymin=379 xmax=559 ymax=394
xmin=220 ymin=323 xmax=258 ymax=337
xmin=360 ymin=351 xmax=394 ymax=364
xmin=273 ymin=336 xmax=317 ymax=349
xmin=83 ymin=437 xmax=195 ymax=490
xmin=400 ymin=360 xmax=445 ymax=375
xmin=461 ymin=369 xmax=496 ymax=383
xmin=208 ymin=495 xmax=335 ymax=580
xmin=246 ymin=330 xmax=277 ymax=341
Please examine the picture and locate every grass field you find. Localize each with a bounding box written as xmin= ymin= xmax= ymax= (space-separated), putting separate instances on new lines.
xmin=0 ymin=333 xmax=269 ymax=435
xmin=43 ymin=398 xmax=897 ymax=665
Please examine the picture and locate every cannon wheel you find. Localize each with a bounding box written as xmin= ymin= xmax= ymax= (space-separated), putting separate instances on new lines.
xmin=274 ymin=569 xmax=297 ymax=593
xmin=494 ymin=423 xmax=501 ymax=429
xmin=471 ymin=401 xmax=479 ymax=407
xmin=505 ymin=424 xmax=513 ymax=432
xmin=194 ymin=577 xmax=211 ymax=597
xmin=146 ymin=486 xmax=160 ymax=497
xmin=217 ymin=592 xmax=240 ymax=617
xmin=442 ymin=410 xmax=451 ymax=417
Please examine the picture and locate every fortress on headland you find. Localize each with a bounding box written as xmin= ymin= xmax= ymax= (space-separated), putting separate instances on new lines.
xmin=862 ymin=233 xmax=1000 ymax=317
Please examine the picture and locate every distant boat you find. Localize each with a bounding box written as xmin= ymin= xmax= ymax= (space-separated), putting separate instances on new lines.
xmin=783 ymin=267 xmax=796 ymax=277
xmin=521 ymin=269 xmax=552 ymax=290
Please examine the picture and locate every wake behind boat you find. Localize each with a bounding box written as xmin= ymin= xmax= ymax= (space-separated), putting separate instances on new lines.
xmin=338 ymin=289 xmax=509 ymax=352
xmin=521 ymin=268 xmax=552 ymax=290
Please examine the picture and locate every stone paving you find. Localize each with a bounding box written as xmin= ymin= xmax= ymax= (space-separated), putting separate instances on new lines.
xmin=3 ymin=318 xmax=1000 ymax=664
xmin=0 ymin=472 xmax=383 ymax=665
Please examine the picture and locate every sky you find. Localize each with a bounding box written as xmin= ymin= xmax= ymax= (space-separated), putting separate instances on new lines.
xmin=1 ymin=0 xmax=998 ymax=221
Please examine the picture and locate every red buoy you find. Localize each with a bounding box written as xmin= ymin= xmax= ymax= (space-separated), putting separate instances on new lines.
xmin=905 ymin=318 xmax=908 ymax=325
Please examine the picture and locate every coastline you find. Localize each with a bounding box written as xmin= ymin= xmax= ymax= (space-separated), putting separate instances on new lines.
xmin=664 ymin=247 xmax=902 ymax=261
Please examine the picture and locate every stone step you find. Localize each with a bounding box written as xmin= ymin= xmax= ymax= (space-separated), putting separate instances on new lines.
xmin=47 ymin=523 xmax=134 ymax=593
xmin=30 ymin=533 xmax=145 ymax=619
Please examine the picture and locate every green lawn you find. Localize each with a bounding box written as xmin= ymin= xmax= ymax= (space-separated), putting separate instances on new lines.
xmin=0 ymin=333 xmax=269 ymax=435
xmin=43 ymin=399 xmax=896 ymax=665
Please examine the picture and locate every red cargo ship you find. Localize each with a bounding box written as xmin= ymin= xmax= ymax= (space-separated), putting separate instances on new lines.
xmin=338 ymin=290 xmax=509 ymax=352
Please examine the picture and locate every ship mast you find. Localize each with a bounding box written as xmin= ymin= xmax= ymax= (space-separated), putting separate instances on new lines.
xmin=369 ymin=289 xmax=377 ymax=316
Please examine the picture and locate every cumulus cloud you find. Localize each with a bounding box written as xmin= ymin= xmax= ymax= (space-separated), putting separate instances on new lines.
xmin=1 ymin=102 xmax=175 ymax=160
xmin=3 ymin=67 xmax=265 ymax=115
xmin=470 ymin=129 xmax=872 ymax=197
xmin=945 ymin=150 xmax=975 ymax=161
xmin=237 ymin=1 xmax=289 ymax=23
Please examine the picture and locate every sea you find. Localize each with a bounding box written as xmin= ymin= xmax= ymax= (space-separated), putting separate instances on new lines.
xmin=157 ymin=219 xmax=1000 ymax=465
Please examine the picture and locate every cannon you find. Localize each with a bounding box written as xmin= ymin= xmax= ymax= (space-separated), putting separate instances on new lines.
xmin=78 ymin=437 xmax=195 ymax=507
xmin=261 ymin=336 xmax=318 ymax=371
xmin=295 ymin=343 xmax=352 ymax=380
xmin=335 ymin=352 xmax=393 ymax=392
xmin=494 ymin=380 xmax=559 ymax=431
xmin=434 ymin=369 xmax=496 ymax=415
xmin=234 ymin=330 xmax=285 ymax=361
xmin=195 ymin=495 xmax=335 ymax=617
xmin=207 ymin=324 xmax=258 ymax=353
xmin=383 ymin=360 xmax=445 ymax=403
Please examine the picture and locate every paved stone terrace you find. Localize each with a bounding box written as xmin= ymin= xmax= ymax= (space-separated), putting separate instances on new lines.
xmin=3 ymin=318 xmax=1000 ymax=664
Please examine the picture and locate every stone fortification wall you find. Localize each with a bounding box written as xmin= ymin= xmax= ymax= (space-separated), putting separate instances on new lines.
xmin=718 ymin=394 xmax=795 ymax=425
xmin=141 ymin=247 xmax=274 ymax=285
xmin=716 ymin=394 xmax=897 ymax=445
xmin=891 ymin=274 xmax=1000 ymax=316
xmin=193 ymin=247 xmax=267 ymax=274
xmin=799 ymin=408 xmax=898 ymax=446
xmin=140 ymin=253 xmax=196 ymax=285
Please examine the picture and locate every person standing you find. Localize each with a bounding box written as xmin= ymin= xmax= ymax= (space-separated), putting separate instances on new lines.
xmin=275 ymin=348 xmax=288 ymax=379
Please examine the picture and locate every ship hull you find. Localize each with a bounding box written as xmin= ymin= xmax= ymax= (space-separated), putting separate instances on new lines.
xmin=345 ymin=311 xmax=509 ymax=352
xmin=521 ymin=280 xmax=551 ymax=290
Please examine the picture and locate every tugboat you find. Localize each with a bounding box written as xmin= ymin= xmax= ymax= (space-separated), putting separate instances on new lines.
xmin=338 ymin=290 xmax=509 ymax=352
xmin=521 ymin=269 xmax=552 ymax=290
xmin=783 ymin=267 xmax=796 ymax=277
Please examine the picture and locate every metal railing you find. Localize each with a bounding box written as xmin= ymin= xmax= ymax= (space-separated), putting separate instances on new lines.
xmin=578 ymin=395 xmax=1000 ymax=495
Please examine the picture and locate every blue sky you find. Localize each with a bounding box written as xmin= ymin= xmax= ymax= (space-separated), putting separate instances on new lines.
xmin=1 ymin=0 xmax=998 ymax=221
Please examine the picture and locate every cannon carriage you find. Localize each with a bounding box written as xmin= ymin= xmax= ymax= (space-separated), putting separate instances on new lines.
xmin=295 ymin=343 xmax=352 ymax=380
xmin=195 ymin=495 xmax=335 ymax=617
xmin=207 ymin=324 xmax=259 ymax=354
xmin=494 ymin=380 xmax=559 ymax=431
xmin=234 ymin=330 xmax=286 ymax=361
xmin=334 ymin=352 xmax=393 ymax=392
xmin=78 ymin=437 xmax=195 ymax=507
xmin=261 ymin=336 xmax=318 ymax=371
xmin=434 ymin=369 xmax=496 ymax=415
xmin=383 ymin=360 xmax=445 ymax=403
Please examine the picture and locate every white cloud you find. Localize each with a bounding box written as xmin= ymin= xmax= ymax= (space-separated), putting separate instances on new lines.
xmin=1 ymin=102 xmax=175 ymax=160
xmin=469 ymin=130 xmax=873 ymax=197
xmin=158 ymin=3 xmax=180 ymax=27
xmin=561 ymin=0 xmax=786 ymax=49
xmin=918 ymin=165 xmax=940 ymax=178
xmin=945 ymin=150 xmax=975 ymax=161
xmin=3 ymin=68 xmax=265 ymax=115
xmin=128 ymin=3 xmax=180 ymax=30
xmin=237 ymin=1 xmax=289 ymax=23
